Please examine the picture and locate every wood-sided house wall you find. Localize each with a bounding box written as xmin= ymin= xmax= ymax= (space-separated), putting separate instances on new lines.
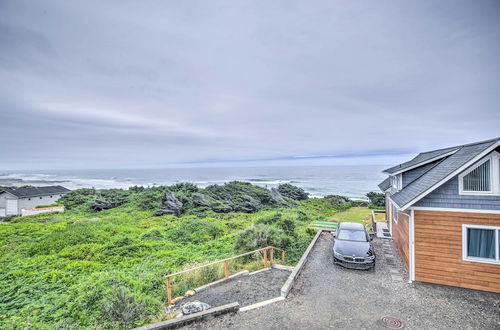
xmin=413 ymin=210 xmax=500 ymax=293
xmin=387 ymin=197 xmax=410 ymax=270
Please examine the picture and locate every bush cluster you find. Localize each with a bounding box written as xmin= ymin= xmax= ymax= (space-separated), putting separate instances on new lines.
xmin=58 ymin=182 xmax=310 ymax=217
xmin=366 ymin=192 xmax=385 ymax=208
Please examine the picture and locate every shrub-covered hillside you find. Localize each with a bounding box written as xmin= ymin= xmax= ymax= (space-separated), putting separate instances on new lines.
xmin=0 ymin=182 xmax=351 ymax=329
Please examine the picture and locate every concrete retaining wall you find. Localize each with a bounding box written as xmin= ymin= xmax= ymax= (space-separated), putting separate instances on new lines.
xmin=21 ymin=206 xmax=64 ymax=216
xmin=133 ymin=302 xmax=240 ymax=330
xmin=280 ymin=229 xmax=323 ymax=297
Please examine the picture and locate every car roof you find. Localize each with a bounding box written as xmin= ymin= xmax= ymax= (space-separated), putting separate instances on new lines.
xmin=338 ymin=222 xmax=365 ymax=230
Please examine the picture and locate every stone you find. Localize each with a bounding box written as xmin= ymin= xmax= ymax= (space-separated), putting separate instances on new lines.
xmin=156 ymin=192 xmax=183 ymax=216
xmin=181 ymin=301 xmax=211 ymax=315
xmin=184 ymin=290 xmax=196 ymax=297
xmin=171 ymin=296 xmax=184 ymax=304
xmin=391 ymin=274 xmax=403 ymax=282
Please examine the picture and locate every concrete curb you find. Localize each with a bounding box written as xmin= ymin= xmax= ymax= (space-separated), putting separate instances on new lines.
xmin=133 ymin=302 xmax=240 ymax=330
xmin=280 ymin=230 xmax=323 ymax=298
xmin=239 ymin=296 xmax=285 ymax=312
xmin=248 ymin=267 xmax=271 ymax=275
xmin=271 ymin=264 xmax=294 ymax=272
xmin=194 ymin=270 xmax=249 ymax=293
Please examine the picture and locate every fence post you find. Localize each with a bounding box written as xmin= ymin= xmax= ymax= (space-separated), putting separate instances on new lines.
xmin=270 ymin=247 xmax=274 ymax=265
xmin=166 ymin=276 xmax=172 ymax=305
xmin=281 ymin=250 xmax=285 ymax=264
xmin=224 ymin=260 xmax=229 ymax=279
xmin=263 ymin=248 xmax=268 ymax=268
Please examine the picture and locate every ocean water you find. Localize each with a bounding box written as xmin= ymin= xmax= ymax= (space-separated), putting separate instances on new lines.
xmin=0 ymin=166 xmax=387 ymax=200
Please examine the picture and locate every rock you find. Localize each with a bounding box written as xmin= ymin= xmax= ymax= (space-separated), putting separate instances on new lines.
xmin=192 ymin=193 xmax=213 ymax=208
xmin=184 ymin=290 xmax=196 ymax=297
xmin=156 ymin=192 xmax=183 ymax=216
xmin=269 ymin=188 xmax=295 ymax=207
xmin=171 ymin=296 xmax=184 ymax=305
xmin=181 ymin=301 xmax=211 ymax=315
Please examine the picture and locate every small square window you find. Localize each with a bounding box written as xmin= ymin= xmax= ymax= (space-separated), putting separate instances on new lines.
xmin=467 ymin=228 xmax=495 ymax=259
xmin=463 ymin=225 xmax=500 ymax=264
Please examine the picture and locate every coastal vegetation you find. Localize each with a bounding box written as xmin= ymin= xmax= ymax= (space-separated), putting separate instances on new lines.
xmin=0 ymin=182 xmax=358 ymax=329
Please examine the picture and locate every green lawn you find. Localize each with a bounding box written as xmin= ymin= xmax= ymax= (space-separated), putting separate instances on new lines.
xmin=375 ymin=212 xmax=386 ymax=222
xmin=325 ymin=207 xmax=372 ymax=227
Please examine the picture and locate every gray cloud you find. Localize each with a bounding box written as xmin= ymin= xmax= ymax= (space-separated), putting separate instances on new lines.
xmin=1 ymin=0 xmax=499 ymax=169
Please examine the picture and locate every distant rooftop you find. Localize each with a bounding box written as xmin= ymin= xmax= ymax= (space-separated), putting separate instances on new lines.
xmin=1 ymin=185 xmax=71 ymax=198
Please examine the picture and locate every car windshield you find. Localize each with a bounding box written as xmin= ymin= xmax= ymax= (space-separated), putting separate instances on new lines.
xmin=337 ymin=229 xmax=367 ymax=242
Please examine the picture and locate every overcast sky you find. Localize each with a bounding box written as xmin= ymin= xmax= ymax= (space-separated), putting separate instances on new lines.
xmin=1 ymin=1 xmax=499 ymax=170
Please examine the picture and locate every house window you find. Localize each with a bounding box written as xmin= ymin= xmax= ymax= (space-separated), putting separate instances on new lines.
xmin=459 ymin=152 xmax=500 ymax=195
xmin=390 ymin=174 xmax=402 ymax=191
xmin=462 ymin=224 xmax=500 ymax=264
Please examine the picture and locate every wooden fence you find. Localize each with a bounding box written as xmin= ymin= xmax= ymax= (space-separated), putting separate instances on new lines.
xmin=165 ymin=246 xmax=285 ymax=305
xmin=371 ymin=209 xmax=386 ymax=232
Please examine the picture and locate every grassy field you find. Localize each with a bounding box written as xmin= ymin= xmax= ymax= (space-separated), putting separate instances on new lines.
xmin=0 ymin=191 xmax=347 ymax=329
xmin=325 ymin=207 xmax=373 ymax=227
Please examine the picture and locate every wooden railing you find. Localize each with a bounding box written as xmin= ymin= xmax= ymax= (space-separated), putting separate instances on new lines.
xmin=371 ymin=210 xmax=386 ymax=232
xmin=165 ymin=246 xmax=285 ymax=305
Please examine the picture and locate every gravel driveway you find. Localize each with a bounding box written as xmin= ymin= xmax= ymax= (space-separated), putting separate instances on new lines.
xmin=187 ymin=232 xmax=500 ymax=329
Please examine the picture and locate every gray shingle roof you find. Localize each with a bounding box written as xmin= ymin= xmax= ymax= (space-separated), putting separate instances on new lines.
xmin=390 ymin=138 xmax=499 ymax=209
xmin=378 ymin=177 xmax=391 ymax=192
xmin=0 ymin=185 xmax=70 ymax=198
xmin=383 ymin=146 xmax=459 ymax=174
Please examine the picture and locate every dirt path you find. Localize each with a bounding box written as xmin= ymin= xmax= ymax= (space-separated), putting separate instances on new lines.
xmin=188 ymin=232 xmax=500 ymax=329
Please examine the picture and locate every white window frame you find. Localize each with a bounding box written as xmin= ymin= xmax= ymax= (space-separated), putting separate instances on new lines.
xmin=462 ymin=224 xmax=500 ymax=265
xmin=459 ymin=151 xmax=500 ymax=195
xmin=390 ymin=174 xmax=402 ymax=192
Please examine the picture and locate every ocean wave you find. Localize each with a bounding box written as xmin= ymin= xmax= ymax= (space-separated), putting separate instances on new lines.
xmin=245 ymin=179 xmax=292 ymax=185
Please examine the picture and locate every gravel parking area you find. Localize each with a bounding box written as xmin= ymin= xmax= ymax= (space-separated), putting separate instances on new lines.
xmin=178 ymin=268 xmax=290 ymax=309
xmin=188 ymin=232 xmax=500 ymax=329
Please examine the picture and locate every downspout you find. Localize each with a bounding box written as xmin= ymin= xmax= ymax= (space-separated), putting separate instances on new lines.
xmin=408 ymin=209 xmax=415 ymax=283
xmin=401 ymin=209 xmax=413 ymax=283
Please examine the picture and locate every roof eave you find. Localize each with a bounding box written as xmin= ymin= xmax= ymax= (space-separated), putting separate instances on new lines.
xmin=398 ymin=140 xmax=500 ymax=211
xmin=384 ymin=149 xmax=458 ymax=176
xmin=0 ymin=191 xmax=19 ymax=198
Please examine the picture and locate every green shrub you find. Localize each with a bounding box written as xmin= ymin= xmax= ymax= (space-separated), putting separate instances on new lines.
xmin=366 ymin=192 xmax=385 ymax=208
xmin=235 ymin=224 xmax=287 ymax=252
xmin=166 ymin=219 xmax=224 ymax=244
xmin=102 ymin=286 xmax=147 ymax=328
xmin=58 ymin=188 xmax=96 ymax=210
xmin=35 ymin=203 xmax=62 ymax=208
xmin=277 ymin=184 xmax=309 ymax=201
